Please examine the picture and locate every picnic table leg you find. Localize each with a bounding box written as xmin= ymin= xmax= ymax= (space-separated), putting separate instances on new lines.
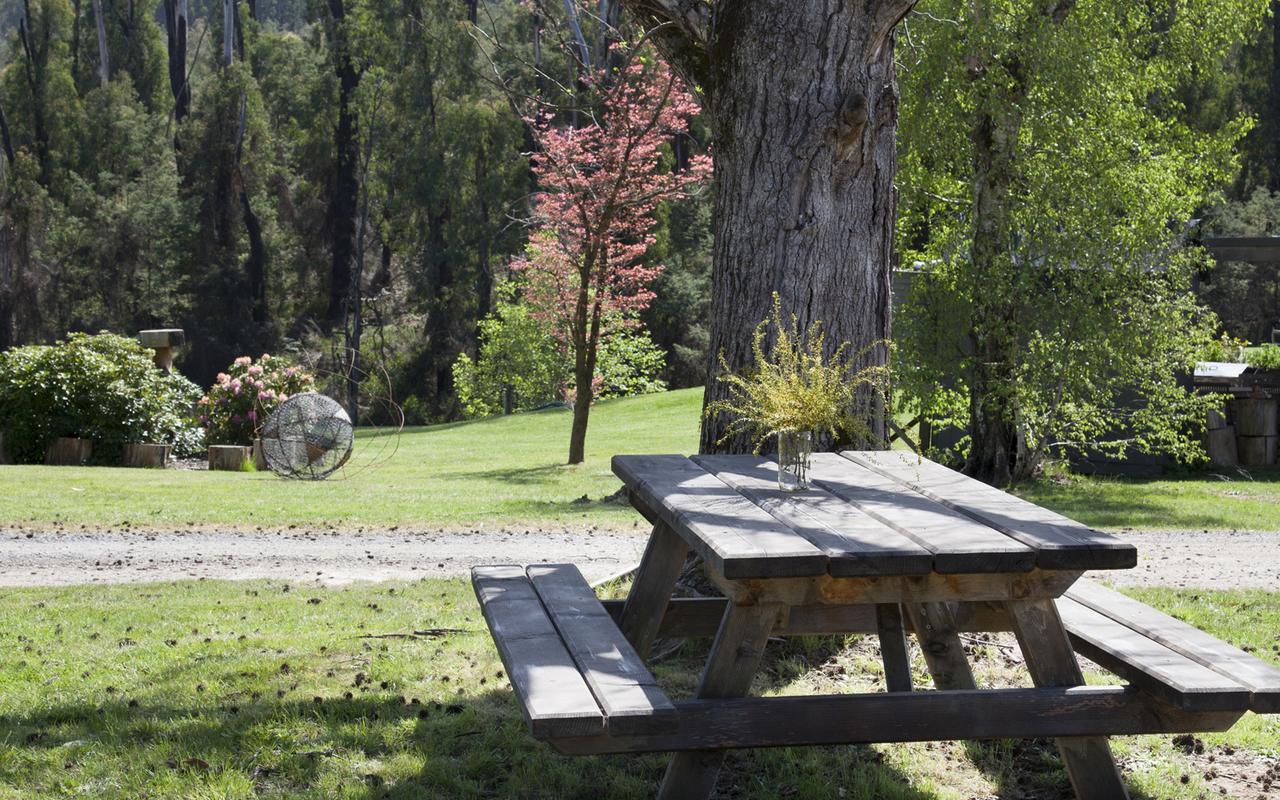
xmin=905 ymin=602 xmax=977 ymax=690
xmin=876 ymin=603 xmax=914 ymax=692
xmin=656 ymin=601 xmax=782 ymax=800
xmin=1006 ymin=598 xmax=1130 ymax=800
xmin=618 ymin=521 xmax=690 ymax=658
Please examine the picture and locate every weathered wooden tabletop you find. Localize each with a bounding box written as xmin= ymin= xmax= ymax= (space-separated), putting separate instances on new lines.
xmin=612 ymin=451 xmax=1137 ymax=581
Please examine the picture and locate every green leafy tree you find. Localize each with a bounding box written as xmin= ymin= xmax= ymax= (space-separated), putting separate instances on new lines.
xmin=896 ymin=0 xmax=1264 ymax=484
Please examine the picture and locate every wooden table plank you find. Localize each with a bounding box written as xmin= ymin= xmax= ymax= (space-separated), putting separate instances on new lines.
xmin=1066 ymin=579 xmax=1280 ymax=713
xmin=527 ymin=564 xmax=676 ymax=735
xmin=843 ymin=451 xmax=1136 ymax=571
xmin=471 ymin=566 xmax=605 ymax=738
xmin=806 ymin=453 xmax=1036 ymax=573
xmin=1056 ymin=596 xmax=1251 ymax=712
xmin=613 ymin=454 xmax=828 ymax=579
xmin=693 ymin=454 xmax=934 ymax=576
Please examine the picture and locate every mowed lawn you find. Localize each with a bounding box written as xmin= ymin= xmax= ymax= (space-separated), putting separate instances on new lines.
xmin=0 ymin=390 xmax=703 ymax=530
xmin=0 ymin=578 xmax=1275 ymax=799
xmin=2 ymin=384 xmax=1280 ymax=532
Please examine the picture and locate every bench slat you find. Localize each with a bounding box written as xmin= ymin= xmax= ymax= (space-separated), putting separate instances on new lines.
xmin=843 ymin=451 xmax=1136 ymax=571
xmin=807 ymin=453 xmax=1036 ymax=573
xmin=527 ymin=564 xmax=677 ymax=734
xmin=613 ymin=454 xmax=828 ymax=579
xmin=472 ymin=566 xmax=605 ymax=738
xmin=1056 ymin=596 xmax=1251 ymax=712
xmin=693 ymin=455 xmax=934 ymax=576
xmin=1066 ymin=579 xmax=1280 ymax=713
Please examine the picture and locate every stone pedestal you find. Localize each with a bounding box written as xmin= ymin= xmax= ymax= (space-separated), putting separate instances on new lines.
xmin=138 ymin=329 xmax=185 ymax=373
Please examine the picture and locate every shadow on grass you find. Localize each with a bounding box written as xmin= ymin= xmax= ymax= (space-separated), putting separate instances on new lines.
xmin=3 ymin=686 xmax=951 ymax=800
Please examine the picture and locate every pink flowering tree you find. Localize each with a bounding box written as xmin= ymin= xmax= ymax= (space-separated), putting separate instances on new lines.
xmin=198 ymin=355 xmax=316 ymax=446
xmin=516 ymin=53 xmax=711 ymax=464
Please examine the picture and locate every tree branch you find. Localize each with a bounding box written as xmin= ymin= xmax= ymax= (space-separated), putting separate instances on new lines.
xmin=620 ymin=0 xmax=711 ymax=88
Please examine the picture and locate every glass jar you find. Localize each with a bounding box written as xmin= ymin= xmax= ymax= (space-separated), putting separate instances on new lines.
xmin=777 ymin=430 xmax=813 ymax=491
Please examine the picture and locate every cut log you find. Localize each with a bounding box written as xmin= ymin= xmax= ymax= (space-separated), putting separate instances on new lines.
xmin=1205 ymin=426 xmax=1237 ymax=467
xmin=1233 ymin=398 xmax=1277 ymax=437
xmin=122 ymin=442 xmax=171 ymax=468
xmin=45 ymin=437 xmax=92 ymax=466
xmin=208 ymin=444 xmax=252 ymax=471
xmin=1237 ymin=435 xmax=1277 ymax=467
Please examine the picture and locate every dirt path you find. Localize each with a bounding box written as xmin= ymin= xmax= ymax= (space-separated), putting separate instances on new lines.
xmin=0 ymin=527 xmax=1275 ymax=589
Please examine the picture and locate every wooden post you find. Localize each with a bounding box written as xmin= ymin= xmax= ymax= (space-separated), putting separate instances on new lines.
xmin=905 ymin=602 xmax=977 ymax=690
xmin=45 ymin=437 xmax=92 ymax=466
xmin=121 ymin=443 xmax=170 ymax=468
xmin=137 ymin=329 xmax=185 ymax=374
xmin=876 ymin=603 xmax=914 ymax=692
xmin=208 ymin=444 xmax=252 ymax=471
xmin=1006 ymin=598 xmax=1130 ymax=800
xmin=657 ymin=602 xmax=781 ymax=800
xmin=252 ymin=438 xmax=268 ymax=470
xmin=618 ymin=521 xmax=690 ymax=658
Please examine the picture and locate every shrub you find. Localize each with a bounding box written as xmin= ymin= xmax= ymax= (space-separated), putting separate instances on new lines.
xmin=0 ymin=332 xmax=205 ymax=463
xmin=595 ymin=328 xmax=668 ymax=399
xmin=453 ymin=297 xmax=568 ymax=419
xmin=199 ymin=354 xmax=315 ymax=445
xmin=1244 ymin=345 xmax=1280 ymax=372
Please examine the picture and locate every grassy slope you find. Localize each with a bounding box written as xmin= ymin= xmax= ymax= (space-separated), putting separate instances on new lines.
xmin=0 ymin=390 xmax=703 ymax=530
xmin=0 ymin=579 xmax=1274 ymax=799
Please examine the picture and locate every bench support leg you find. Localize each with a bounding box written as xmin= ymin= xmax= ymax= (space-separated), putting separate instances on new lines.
xmin=905 ymin=602 xmax=977 ymax=690
xmin=619 ymin=521 xmax=690 ymax=658
xmin=876 ymin=603 xmax=914 ymax=692
xmin=1006 ymin=598 xmax=1130 ymax=800
xmin=656 ymin=602 xmax=781 ymax=800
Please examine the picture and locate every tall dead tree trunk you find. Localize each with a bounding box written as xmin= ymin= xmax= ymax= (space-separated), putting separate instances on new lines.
xmin=324 ymin=0 xmax=361 ymax=331
xmin=625 ymin=0 xmax=912 ymax=454
xmin=91 ymin=0 xmax=109 ymax=84
xmin=163 ymin=0 xmax=190 ymax=130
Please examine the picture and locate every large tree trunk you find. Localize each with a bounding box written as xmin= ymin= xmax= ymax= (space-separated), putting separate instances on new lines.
xmin=17 ymin=3 xmax=52 ymax=186
xmin=324 ymin=0 xmax=361 ymax=331
xmin=92 ymin=0 xmax=109 ymax=85
xmin=697 ymin=3 xmax=898 ymax=453
xmin=163 ymin=0 xmax=190 ymax=128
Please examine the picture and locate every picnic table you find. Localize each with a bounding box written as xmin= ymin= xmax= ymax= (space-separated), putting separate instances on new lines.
xmin=473 ymin=451 xmax=1280 ymax=800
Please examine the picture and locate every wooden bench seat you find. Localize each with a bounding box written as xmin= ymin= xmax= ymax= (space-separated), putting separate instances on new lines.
xmin=1060 ymin=579 xmax=1280 ymax=714
xmin=472 ymin=564 xmax=677 ymax=741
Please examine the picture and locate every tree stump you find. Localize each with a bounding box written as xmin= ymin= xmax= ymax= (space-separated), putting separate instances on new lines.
xmin=1206 ymin=426 xmax=1238 ymax=467
xmin=137 ymin=329 xmax=185 ymax=374
xmin=45 ymin=437 xmax=92 ymax=466
xmin=122 ymin=442 xmax=170 ymax=468
xmin=208 ymin=445 xmax=252 ymax=471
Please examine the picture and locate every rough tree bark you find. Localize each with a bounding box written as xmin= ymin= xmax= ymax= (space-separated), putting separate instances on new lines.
xmin=324 ymin=0 xmax=361 ymax=332
xmin=623 ymin=0 xmax=911 ymax=454
xmin=163 ymin=0 xmax=190 ymax=128
xmin=962 ymin=0 xmax=1074 ymax=486
xmin=92 ymin=0 xmax=109 ymax=85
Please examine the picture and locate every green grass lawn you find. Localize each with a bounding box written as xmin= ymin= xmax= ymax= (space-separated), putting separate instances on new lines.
xmin=0 ymin=578 xmax=1275 ymax=799
xmin=3 ymin=385 xmax=1280 ymax=533
xmin=0 ymin=389 xmax=703 ymax=530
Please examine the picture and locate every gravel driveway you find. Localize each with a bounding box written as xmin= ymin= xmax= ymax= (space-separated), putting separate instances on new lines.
xmin=0 ymin=526 xmax=1275 ymax=589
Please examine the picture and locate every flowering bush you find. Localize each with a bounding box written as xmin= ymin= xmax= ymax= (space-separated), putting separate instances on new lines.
xmin=0 ymin=332 xmax=205 ymax=463
xmin=199 ymin=354 xmax=314 ymax=445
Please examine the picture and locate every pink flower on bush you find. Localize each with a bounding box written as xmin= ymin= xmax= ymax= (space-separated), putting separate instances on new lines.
xmin=198 ymin=354 xmax=315 ymax=445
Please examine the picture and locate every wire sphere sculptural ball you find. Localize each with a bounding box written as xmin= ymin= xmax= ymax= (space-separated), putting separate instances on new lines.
xmin=260 ymin=393 xmax=354 ymax=480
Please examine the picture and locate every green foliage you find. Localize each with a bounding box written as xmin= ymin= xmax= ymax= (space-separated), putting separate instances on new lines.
xmin=198 ymin=354 xmax=315 ymax=446
xmin=706 ymin=296 xmax=888 ymax=451
xmin=896 ymin=0 xmax=1264 ymax=478
xmin=452 ymin=292 xmax=568 ymax=419
xmin=0 ymin=332 xmax=203 ymax=463
xmin=1244 ymin=345 xmax=1280 ymax=371
xmin=595 ymin=327 xmax=668 ymax=400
